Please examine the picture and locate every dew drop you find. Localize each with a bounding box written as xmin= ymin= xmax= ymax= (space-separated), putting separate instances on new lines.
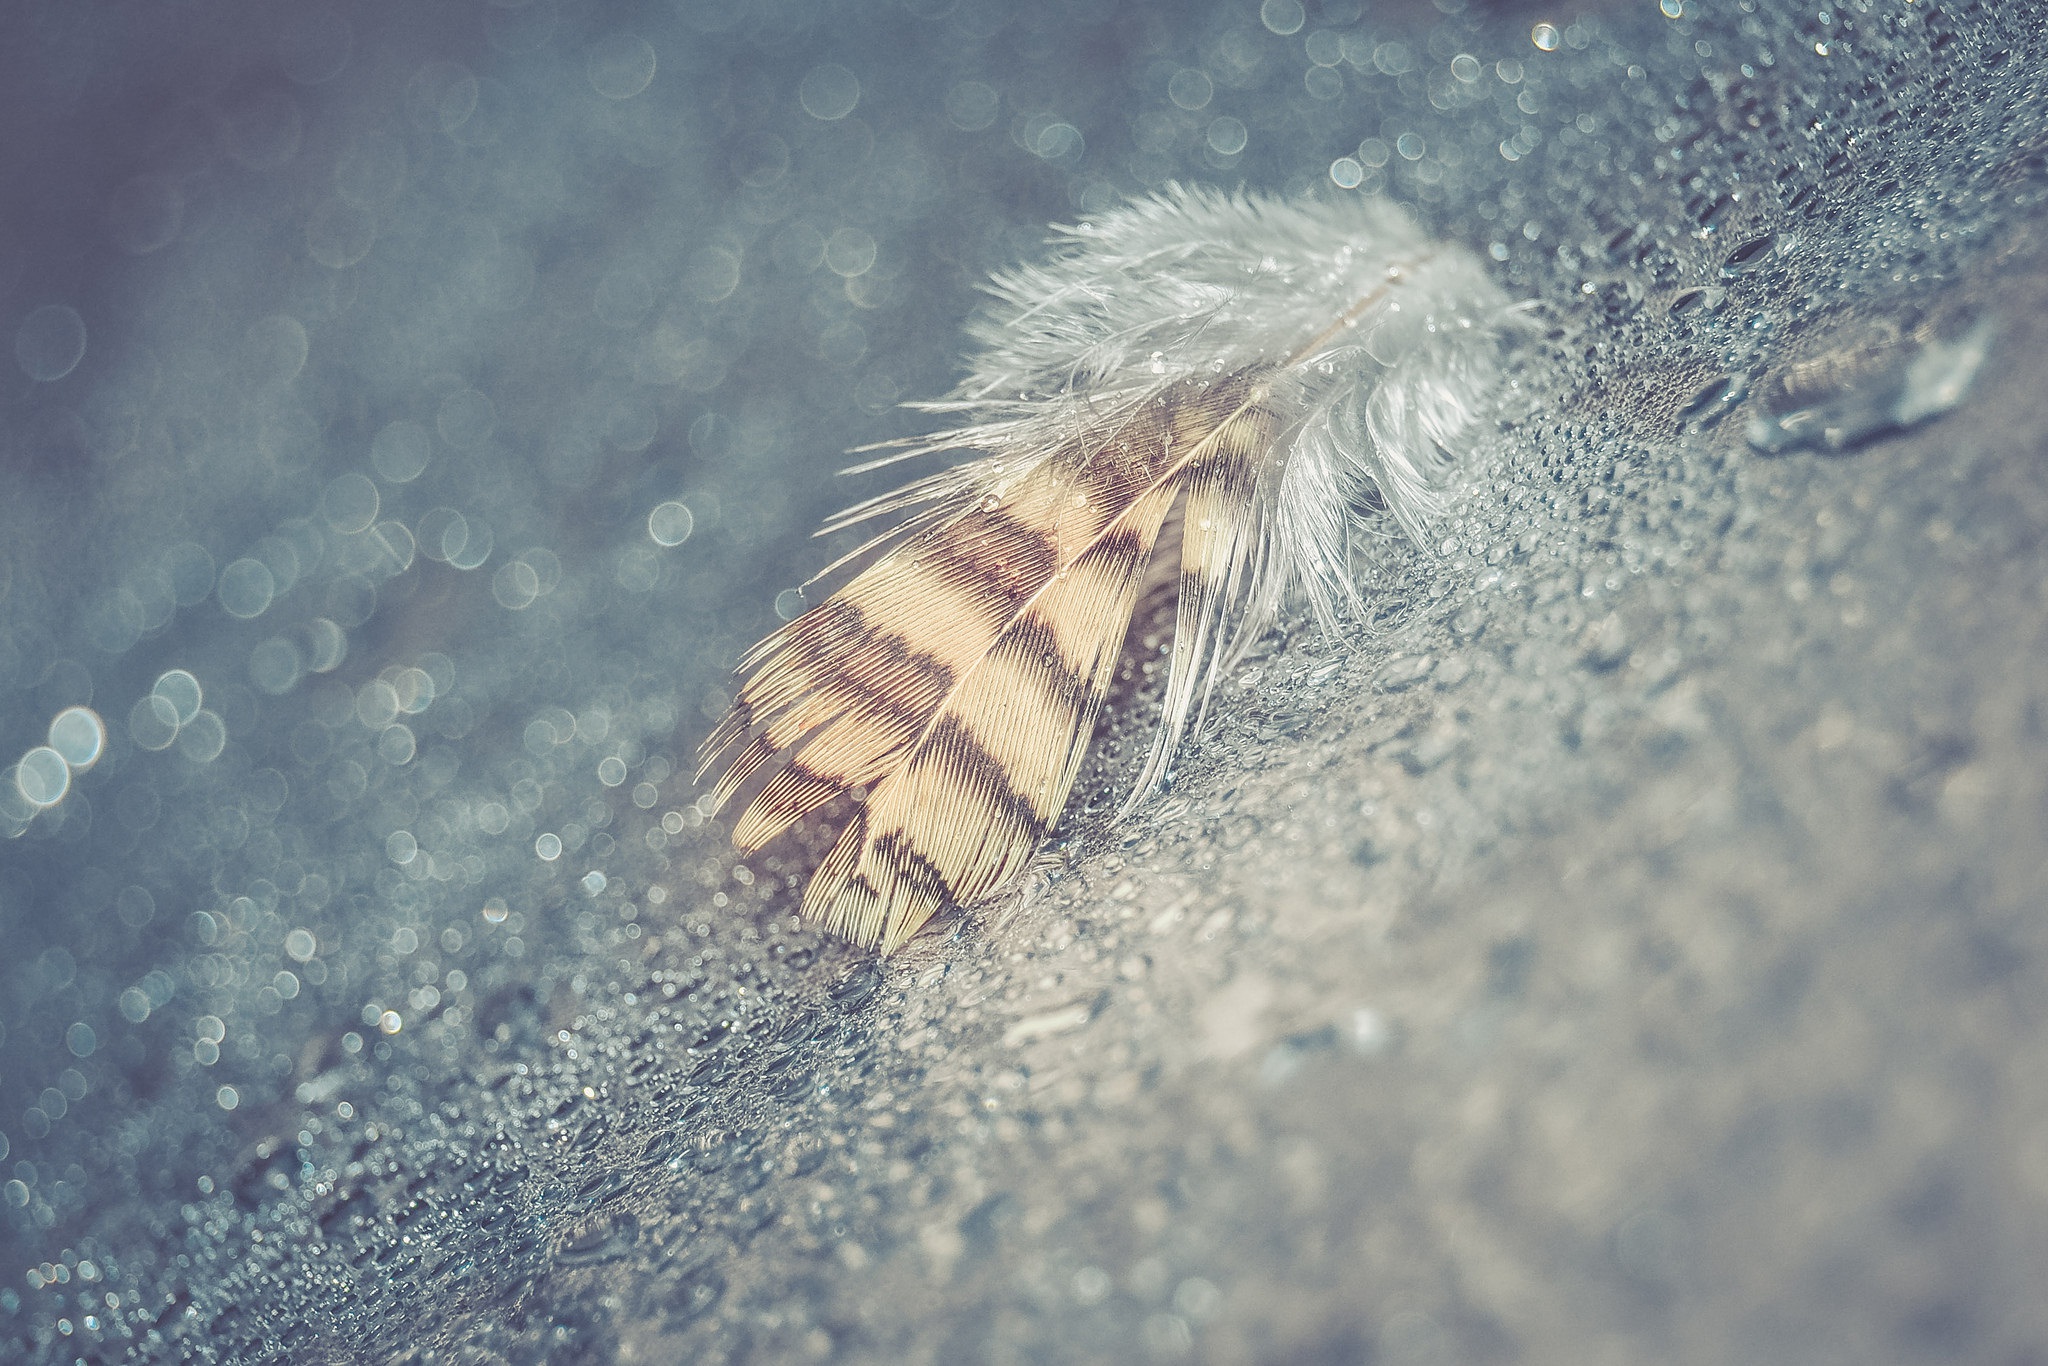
xmin=218 ymin=558 xmax=277 ymax=618
xmin=1748 ymin=317 xmax=1992 ymax=454
xmin=587 ymin=33 xmax=656 ymax=100
xmin=1720 ymin=233 xmax=1778 ymax=276
xmin=1668 ymin=286 xmax=1726 ymax=316
xmin=1677 ymin=373 xmax=1749 ymax=430
xmin=129 ymin=695 xmax=180 ymax=751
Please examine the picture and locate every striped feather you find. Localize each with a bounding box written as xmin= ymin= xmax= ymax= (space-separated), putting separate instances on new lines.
xmin=700 ymin=187 xmax=1514 ymax=951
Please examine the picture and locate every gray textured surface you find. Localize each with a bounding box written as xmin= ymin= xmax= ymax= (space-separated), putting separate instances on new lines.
xmin=1 ymin=1 xmax=2044 ymax=1362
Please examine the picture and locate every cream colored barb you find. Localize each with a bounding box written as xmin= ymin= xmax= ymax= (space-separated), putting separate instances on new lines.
xmin=699 ymin=186 xmax=1514 ymax=952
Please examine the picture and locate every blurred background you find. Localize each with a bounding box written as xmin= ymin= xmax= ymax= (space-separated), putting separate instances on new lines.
xmin=1 ymin=0 xmax=2045 ymax=1361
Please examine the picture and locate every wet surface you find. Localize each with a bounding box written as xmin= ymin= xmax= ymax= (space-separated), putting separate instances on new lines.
xmin=2 ymin=1 xmax=2045 ymax=1362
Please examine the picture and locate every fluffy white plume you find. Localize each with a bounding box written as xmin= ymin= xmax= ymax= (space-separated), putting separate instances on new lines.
xmin=862 ymin=186 xmax=1517 ymax=810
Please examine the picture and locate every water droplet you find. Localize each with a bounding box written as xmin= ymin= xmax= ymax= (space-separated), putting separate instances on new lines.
xmin=586 ymin=33 xmax=656 ymax=100
xmin=320 ymin=472 xmax=381 ymax=534
xmin=1698 ymin=192 xmax=1740 ymax=230
xmin=250 ymin=637 xmax=304 ymax=695
xmin=1720 ymin=233 xmax=1778 ymax=277
xmin=1676 ymin=373 xmax=1749 ymax=431
xmin=1748 ymin=317 xmax=1992 ymax=455
xmin=556 ymin=1209 xmax=639 ymax=1267
xmin=218 ymin=558 xmax=277 ymax=618
xmin=1604 ymin=223 xmax=1646 ymax=261
xmin=306 ymin=199 xmax=375 ymax=269
xmin=369 ymin=420 xmax=431 ymax=483
xmin=176 ymin=709 xmax=227 ymax=763
xmin=1206 ymin=116 xmax=1248 ymax=157
xmin=829 ymin=964 xmax=883 ymax=1010
xmin=129 ymin=694 xmax=180 ymax=751
xmin=798 ymin=64 xmax=860 ymax=121
xmin=492 ymin=560 xmax=542 ymax=610
xmin=1378 ymin=654 xmax=1436 ymax=692
xmin=1668 ymin=286 xmax=1726 ymax=317
xmin=1260 ymin=0 xmax=1304 ymax=37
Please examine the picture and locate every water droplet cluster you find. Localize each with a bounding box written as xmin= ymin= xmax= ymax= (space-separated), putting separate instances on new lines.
xmin=0 ymin=0 xmax=2041 ymax=1361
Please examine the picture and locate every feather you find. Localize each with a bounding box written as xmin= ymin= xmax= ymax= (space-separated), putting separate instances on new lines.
xmin=700 ymin=186 xmax=1514 ymax=952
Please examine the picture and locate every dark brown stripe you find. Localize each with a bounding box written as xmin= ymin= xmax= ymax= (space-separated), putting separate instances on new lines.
xmin=869 ymin=830 xmax=958 ymax=912
xmin=920 ymin=507 xmax=1062 ymax=609
xmin=746 ymin=760 xmax=845 ymax=826
xmin=1078 ymin=523 xmax=1154 ymax=576
xmin=925 ymin=712 xmax=1053 ymax=839
xmin=987 ymin=613 xmax=1091 ymax=720
xmin=774 ymin=597 xmax=957 ymax=707
xmin=772 ymin=593 xmax=869 ymax=661
xmin=814 ymin=649 xmax=948 ymax=740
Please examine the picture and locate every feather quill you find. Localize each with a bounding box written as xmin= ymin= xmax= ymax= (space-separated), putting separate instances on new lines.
xmin=700 ymin=187 xmax=1512 ymax=952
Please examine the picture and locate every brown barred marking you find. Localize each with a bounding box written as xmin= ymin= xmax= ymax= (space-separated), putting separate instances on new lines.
xmin=799 ymin=480 xmax=1182 ymax=950
xmin=815 ymin=827 xmax=955 ymax=947
xmin=702 ymin=365 xmax=1280 ymax=952
xmin=854 ymin=559 xmax=1012 ymax=666
xmin=927 ymin=506 xmax=1062 ymax=600
xmin=998 ymin=613 xmax=1091 ymax=709
xmin=713 ymin=668 xmax=924 ymax=804
xmin=976 ymin=628 xmax=1091 ymax=761
xmin=731 ymin=760 xmax=845 ymax=850
xmin=705 ymin=594 xmax=958 ymax=811
xmin=921 ymin=713 xmax=1052 ymax=839
xmin=940 ymin=648 xmax=1089 ymax=813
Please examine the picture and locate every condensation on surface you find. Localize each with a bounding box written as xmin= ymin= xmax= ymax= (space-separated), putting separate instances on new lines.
xmin=1 ymin=1 xmax=2046 ymax=1362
